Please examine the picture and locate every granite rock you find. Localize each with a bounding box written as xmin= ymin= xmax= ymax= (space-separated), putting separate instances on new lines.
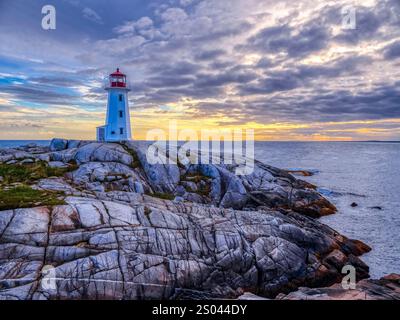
xmin=277 ymin=274 xmax=400 ymax=300
xmin=0 ymin=140 xmax=379 ymax=300
xmin=50 ymin=138 xmax=68 ymax=152
xmin=0 ymin=196 xmax=370 ymax=300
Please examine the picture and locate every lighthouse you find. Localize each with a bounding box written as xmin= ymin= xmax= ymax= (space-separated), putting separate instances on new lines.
xmin=96 ymin=68 xmax=132 ymax=142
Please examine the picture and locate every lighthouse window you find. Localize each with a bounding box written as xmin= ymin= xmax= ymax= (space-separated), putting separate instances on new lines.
xmin=119 ymin=110 xmax=123 ymax=118
xmin=120 ymin=128 xmax=124 ymax=134
xmin=119 ymin=94 xmax=123 ymax=102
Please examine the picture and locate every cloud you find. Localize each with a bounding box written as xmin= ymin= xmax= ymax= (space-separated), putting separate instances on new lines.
xmin=243 ymin=22 xmax=330 ymax=58
xmin=180 ymin=0 xmax=194 ymax=6
xmin=161 ymin=7 xmax=188 ymax=21
xmin=239 ymin=55 xmax=371 ymax=95
xmin=194 ymin=49 xmax=226 ymax=61
xmin=82 ymin=7 xmax=103 ymax=24
xmin=114 ymin=17 xmax=154 ymax=34
xmin=1 ymin=85 xmax=78 ymax=105
xmin=384 ymin=41 xmax=400 ymax=60
xmin=0 ymin=0 xmax=399 ymax=140
xmin=240 ymin=82 xmax=400 ymax=124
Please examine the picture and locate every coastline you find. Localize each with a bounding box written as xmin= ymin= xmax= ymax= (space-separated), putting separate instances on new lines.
xmin=0 ymin=139 xmax=398 ymax=300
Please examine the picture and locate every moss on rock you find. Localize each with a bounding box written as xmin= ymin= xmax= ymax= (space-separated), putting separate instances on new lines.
xmin=148 ymin=192 xmax=175 ymax=200
xmin=0 ymin=185 xmax=65 ymax=210
xmin=0 ymin=161 xmax=76 ymax=185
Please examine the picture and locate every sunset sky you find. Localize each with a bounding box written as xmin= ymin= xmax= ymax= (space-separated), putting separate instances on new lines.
xmin=0 ymin=0 xmax=399 ymax=141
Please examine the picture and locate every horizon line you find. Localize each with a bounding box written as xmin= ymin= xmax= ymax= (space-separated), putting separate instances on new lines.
xmin=1 ymin=139 xmax=399 ymax=143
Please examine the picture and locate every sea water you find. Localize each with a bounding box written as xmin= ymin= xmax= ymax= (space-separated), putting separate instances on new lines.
xmin=255 ymin=141 xmax=400 ymax=278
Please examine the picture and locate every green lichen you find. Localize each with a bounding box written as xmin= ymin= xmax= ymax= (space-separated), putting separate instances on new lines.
xmin=147 ymin=192 xmax=175 ymax=200
xmin=180 ymin=172 xmax=211 ymax=197
xmin=180 ymin=172 xmax=209 ymax=183
xmin=0 ymin=186 xmax=65 ymax=211
xmin=119 ymin=144 xmax=142 ymax=169
xmin=0 ymin=161 xmax=76 ymax=185
xmin=195 ymin=182 xmax=211 ymax=197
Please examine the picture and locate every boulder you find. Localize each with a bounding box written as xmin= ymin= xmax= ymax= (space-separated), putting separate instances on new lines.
xmin=134 ymin=147 xmax=180 ymax=193
xmin=74 ymin=143 xmax=133 ymax=166
xmin=50 ymin=138 xmax=68 ymax=151
xmin=34 ymin=178 xmax=79 ymax=194
xmin=68 ymin=161 xmax=150 ymax=194
xmin=19 ymin=159 xmax=34 ymax=164
xmin=50 ymin=148 xmax=77 ymax=163
xmin=43 ymin=140 xmax=337 ymax=217
xmin=66 ymin=140 xmax=91 ymax=149
xmin=277 ymin=274 xmax=400 ymax=300
xmin=48 ymin=161 xmax=70 ymax=169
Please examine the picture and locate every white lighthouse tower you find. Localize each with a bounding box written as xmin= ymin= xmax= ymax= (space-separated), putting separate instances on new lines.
xmin=96 ymin=68 xmax=132 ymax=142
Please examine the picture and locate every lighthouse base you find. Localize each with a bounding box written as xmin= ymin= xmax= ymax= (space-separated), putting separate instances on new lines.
xmin=96 ymin=125 xmax=106 ymax=142
xmin=96 ymin=125 xmax=131 ymax=142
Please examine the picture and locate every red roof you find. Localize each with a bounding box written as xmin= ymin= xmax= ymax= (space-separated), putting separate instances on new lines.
xmin=110 ymin=68 xmax=125 ymax=77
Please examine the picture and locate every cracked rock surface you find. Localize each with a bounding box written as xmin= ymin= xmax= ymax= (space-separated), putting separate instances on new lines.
xmin=0 ymin=139 xmax=374 ymax=300
xmin=0 ymin=196 xmax=369 ymax=300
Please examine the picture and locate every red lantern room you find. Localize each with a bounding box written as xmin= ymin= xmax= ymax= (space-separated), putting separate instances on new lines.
xmin=109 ymin=68 xmax=127 ymax=88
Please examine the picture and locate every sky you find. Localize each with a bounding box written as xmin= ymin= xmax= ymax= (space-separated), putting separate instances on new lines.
xmin=0 ymin=0 xmax=399 ymax=141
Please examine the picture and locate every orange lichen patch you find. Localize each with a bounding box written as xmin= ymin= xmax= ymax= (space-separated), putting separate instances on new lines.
xmin=287 ymin=170 xmax=314 ymax=177
xmin=320 ymin=206 xmax=337 ymax=216
xmin=382 ymin=274 xmax=400 ymax=281
xmin=303 ymin=182 xmax=317 ymax=190
xmin=75 ymin=241 xmax=89 ymax=248
xmin=344 ymin=239 xmax=372 ymax=255
xmin=294 ymin=198 xmax=337 ymax=218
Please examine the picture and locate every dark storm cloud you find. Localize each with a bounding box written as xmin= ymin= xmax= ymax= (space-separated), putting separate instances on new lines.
xmin=383 ymin=41 xmax=400 ymax=60
xmin=131 ymin=60 xmax=257 ymax=104
xmin=239 ymin=55 xmax=371 ymax=95
xmin=191 ymin=101 xmax=248 ymax=121
xmin=30 ymin=76 xmax=84 ymax=87
xmin=1 ymin=0 xmax=400 ymax=140
xmin=242 ymin=22 xmax=330 ymax=58
xmin=193 ymin=21 xmax=253 ymax=43
xmin=240 ymin=76 xmax=300 ymax=95
xmin=303 ymin=84 xmax=400 ymax=121
xmin=194 ymin=49 xmax=226 ymax=61
xmin=194 ymin=68 xmax=257 ymax=87
xmin=1 ymin=84 xmax=78 ymax=105
xmin=256 ymin=58 xmax=272 ymax=68
xmin=240 ymin=2 xmax=399 ymax=59
xmin=136 ymin=84 xmax=224 ymax=105
xmin=242 ymin=83 xmax=400 ymax=123
xmin=145 ymin=75 xmax=196 ymax=88
xmin=332 ymin=0 xmax=400 ymax=44
xmin=148 ymin=61 xmax=202 ymax=76
xmin=334 ymin=8 xmax=383 ymax=44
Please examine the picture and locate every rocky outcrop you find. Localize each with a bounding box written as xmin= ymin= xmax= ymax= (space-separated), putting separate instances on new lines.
xmin=50 ymin=138 xmax=68 ymax=151
xmin=277 ymin=274 xmax=400 ymax=300
xmin=10 ymin=139 xmax=335 ymax=218
xmin=0 ymin=195 xmax=369 ymax=300
xmin=0 ymin=139 xmax=380 ymax=300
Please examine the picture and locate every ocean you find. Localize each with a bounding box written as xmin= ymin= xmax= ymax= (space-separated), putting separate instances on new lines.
xmin=0 ymin=140 xmax=50 ymax=148
xmin=255 ymin=141 xmax=400 ymax=278
xmin=0 ymin=140 xmax=399 ymax=278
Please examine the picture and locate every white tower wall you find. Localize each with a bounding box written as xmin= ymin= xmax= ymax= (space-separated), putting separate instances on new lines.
xmin=104 ymin=88 xmax=131 ymax=141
